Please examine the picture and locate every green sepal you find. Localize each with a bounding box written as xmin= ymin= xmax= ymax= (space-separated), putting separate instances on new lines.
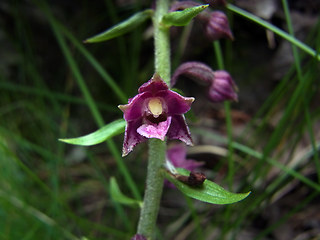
xmin=84 ymin=9 xmax=153 ymax=43
xmin=162 ymin=4 xmax=209 ymax=27
xmin=110 ymin=177 xmax=143 ymax=208
xmin=59 ymin=119 xmax=126 ymax=146
xmin=164 ymin=168 xmax=250 ymax=204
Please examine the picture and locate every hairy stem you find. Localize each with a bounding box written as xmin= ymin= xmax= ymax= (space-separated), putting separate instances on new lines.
xmin=137 ymin=139 xmax=166 ymax=238
xmin=136 ymin=0 xmax=170 ymax=239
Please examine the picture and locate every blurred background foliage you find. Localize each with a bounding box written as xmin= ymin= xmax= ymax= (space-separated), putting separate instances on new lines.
xmin=0 ymin=0 xmax=320 ymax=239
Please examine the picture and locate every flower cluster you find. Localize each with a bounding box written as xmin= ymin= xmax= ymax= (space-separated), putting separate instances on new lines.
xmin=119 ymin=74 xmax=194 ymax=156
xmin=119 ymin=2 xmax=237 ymax=157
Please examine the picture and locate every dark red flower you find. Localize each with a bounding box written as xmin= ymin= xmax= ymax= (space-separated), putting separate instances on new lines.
xmin=119 ymin=74 xmax=194 ymax=156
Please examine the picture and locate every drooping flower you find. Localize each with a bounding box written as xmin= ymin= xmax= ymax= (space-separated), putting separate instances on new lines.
xmin=165 ymin=144 xmax=204 ymax=188
xmin=203 ymin=11 xmax=234 ymax=41
xmin=171 ymin=61 xmax=238 ymax=102
xmin=119 ymin=74 xmax=194 ymax=156
xmin=209 ymin=70 xmax=238 ymax=102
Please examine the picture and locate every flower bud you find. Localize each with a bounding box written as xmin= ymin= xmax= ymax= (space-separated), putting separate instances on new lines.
xmin=171 ymin=61 xmax=215 ymax=87
xmin=172 ymin=62 xmax=238 ymax=103
xmin=209 ymin=70 xmax=238 ymax=102
xmin=205 ymin=11 xmax=233 ymax=41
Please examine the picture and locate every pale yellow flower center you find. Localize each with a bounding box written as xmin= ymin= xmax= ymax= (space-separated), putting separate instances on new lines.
xmin=148 ymin=98 xmax=163 ymax=118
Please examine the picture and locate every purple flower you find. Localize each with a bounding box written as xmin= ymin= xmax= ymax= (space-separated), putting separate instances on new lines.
xmin=119 ymin=74 xmax=194 ymax=156
xmin=165 ymin=144 xmax=204 ymax=188
xmin=171 ymin=61 xmax=238 ymax=102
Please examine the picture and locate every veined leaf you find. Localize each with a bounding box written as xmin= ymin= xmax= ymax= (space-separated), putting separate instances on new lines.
xmin=164 ymin=168 xmax=250 ymax=204
xmin=110 ymin=177 xmax=142 ymax=208
xmin=84 ymin=9 xmax=153 ymax=43
xmin=59 ymin=119 xmax=126 ymax=146
xmin=162 ymin=5 xmax=209 ymax=27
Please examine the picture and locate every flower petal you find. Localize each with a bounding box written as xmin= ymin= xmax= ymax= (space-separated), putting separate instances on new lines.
xmin=138 ymin=74 xmax=168 ymax=94
xmin=118 ymin=92 xmax=151 ymax=121
xmin=157 ymin=90 xmax=194 ymax=115
xmin=122 ymin=118 xmax=146 ymax=156
xmin=167 ymin=115 xmax=193 ymax=145
xmin=137 ymin=117 xmax=172 ymax=141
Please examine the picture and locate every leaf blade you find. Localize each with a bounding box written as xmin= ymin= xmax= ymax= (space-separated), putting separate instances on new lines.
xmin=164 ymin=168 xmax=250 ymax=204
xmin=84 ymin=9 xmax=153 ymax=43
xmin=59 ymin=119 xmax=126 ymax=146
xmin=110 ymin=177 xmax=142 ymax=208
xmin=162 ymin=5 xmax=209 ymax=27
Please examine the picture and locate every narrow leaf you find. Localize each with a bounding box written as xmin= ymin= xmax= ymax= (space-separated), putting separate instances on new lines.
xmin=59 ymin=119 xmax=126 ymax=146
xmin=162 ymin=5 xmax=209 ymax=27
xmin=110 ymin=177 xmax=142 ymax=208
xmin=164 ymin=168 xmax=250 ymax=204
xmin=84 ymin=9 xmax=153 ymax=43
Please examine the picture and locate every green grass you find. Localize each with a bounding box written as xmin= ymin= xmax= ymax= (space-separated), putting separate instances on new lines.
xmin=1 ymin=0 xmax=319 ymax=239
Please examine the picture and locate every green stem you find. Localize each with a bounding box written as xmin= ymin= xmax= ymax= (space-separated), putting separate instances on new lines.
xmin=137 ymin=139 xmax=166 ymax=238
xmin=137 ymin=0 xmax=170 ymax=238
xmin=153 ymin=0 xmax=171 ymax=83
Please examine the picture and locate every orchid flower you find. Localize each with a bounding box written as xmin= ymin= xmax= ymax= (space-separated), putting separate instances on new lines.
xmin=119 ymin=74 xmax=194 ymax=156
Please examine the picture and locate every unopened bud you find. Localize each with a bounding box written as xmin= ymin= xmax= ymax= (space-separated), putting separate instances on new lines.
xmin=205 ymin=11 xmax=233 ymax=41
xmin=171 ymin=61 xmax=215 ymax=87
xmin=172 ymin=62 xmax=238 ymax=103
xmin=209 ymin=70 xmax=238 ymax=102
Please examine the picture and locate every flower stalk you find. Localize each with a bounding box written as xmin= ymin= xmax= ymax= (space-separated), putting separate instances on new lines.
xmin=137 ymin=139 xmax=166 ymax=238
xmin=137 ymin=0 xmax=170 ymax=238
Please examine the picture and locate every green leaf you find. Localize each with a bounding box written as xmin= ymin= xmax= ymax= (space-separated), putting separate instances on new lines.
xmin=162 ymin=4 xmax=209 ymax=27
xmin=59 ymin=119 xmax=126 ymax=146
xmin=164 ymin=168 xmax=250 ymax=204
xmin=84 ymin=9 xmax=153 ymax=43
xmin=110 ymin=177 xmax=142 ymax=208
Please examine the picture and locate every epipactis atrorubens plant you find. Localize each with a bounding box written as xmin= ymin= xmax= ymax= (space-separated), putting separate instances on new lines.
xmin=60 ymin=1 xmax=250 ymax=239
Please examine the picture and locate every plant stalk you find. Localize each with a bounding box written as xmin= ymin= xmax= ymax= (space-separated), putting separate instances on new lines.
xmin=137 ymin=0 xmax=170 ymax=239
